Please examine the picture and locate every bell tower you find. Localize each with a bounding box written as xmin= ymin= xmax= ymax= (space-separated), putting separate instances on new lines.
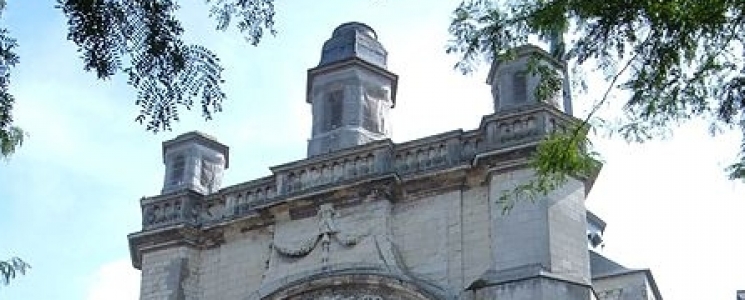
xmin=161 ymin=131 xmax=229 ymax=195
xmin=306 ymin=22 xmax=398 ymax=157
xmin=486 ymin=44 xmax=568 ymax=113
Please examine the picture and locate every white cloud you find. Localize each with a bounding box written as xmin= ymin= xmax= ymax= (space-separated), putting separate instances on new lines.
xmin=86 ymin=259 xmax=140 ymax=300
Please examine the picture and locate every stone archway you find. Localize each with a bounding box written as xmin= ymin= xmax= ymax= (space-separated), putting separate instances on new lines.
xmin=259 ymin=272 xmax=449 ymax=300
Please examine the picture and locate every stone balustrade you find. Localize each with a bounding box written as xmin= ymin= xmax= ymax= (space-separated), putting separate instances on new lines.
xmin=496 ymin=115 xmax=540 ymax=143
xmin=284 ymin=151 xmax=376 ymax=193
xmin=222 ymin=177 xmax=277 ymax=218
xmin=198 ymin=194 xmax=226 ymax=224
xmin=272 ymin=142 xmax=392 ymax=196
xmin=141 ymin=192 xmax=198 ymax=229
xmin=393 ymin=132 xmax=455 ymax=174
xmin=459 ymin=131 xmax=484 ymax=160
xmin=544 ymin=113 xmax=571 ymax=134
xmin=140 ymin=105 xmax=577 ymax=230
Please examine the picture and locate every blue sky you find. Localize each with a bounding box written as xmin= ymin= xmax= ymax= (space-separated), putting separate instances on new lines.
xmin=1 ymin=1 xmax=743 ymax=299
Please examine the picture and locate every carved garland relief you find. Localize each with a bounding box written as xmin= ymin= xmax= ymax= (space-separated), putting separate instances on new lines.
xmin=260 ymin=199 xmax=441 ymax=300
xmin=272 ymin=204 xmax=369 ymax=264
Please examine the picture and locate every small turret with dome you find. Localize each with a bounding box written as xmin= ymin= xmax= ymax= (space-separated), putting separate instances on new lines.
xmin=486 ymin=44 xmax=568 ymax=114
xmin=306 ymin=22 xmax=398 ymax=157
xmin=160 ymin=131 xmax=229 ymax=195
xmin=318 ymin=22 xmax=387 ymax=68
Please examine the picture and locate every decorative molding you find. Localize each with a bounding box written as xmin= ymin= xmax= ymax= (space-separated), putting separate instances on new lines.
xmin=273 ymin=204 xmax=370 ymax=262
xmin=132 ymin=106 xmax=600 ymax=272
xmin=290 ymin=287 xmax=386 ymax=300
xmin=140 ymin=106 xmax=579 ymax=231
xmin=253 ymin=270 xmax=454 ymax=300
xmin=597 ymin=288 xmax=623 ymax=300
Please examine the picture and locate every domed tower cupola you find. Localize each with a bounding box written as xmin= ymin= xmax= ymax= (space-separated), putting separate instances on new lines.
xmin=306 ymin=22 xmax=398 ymax=157
xmin=320 ymin=22 xmax=387 ymax=68
xmin=486 ymin=44 xmax=568 ymax=113
xmin=160 ymin=131 xmax=228 ymax=195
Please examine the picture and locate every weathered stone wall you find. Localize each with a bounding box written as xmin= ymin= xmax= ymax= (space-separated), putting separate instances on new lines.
xmin=390 ymin=185 xmax=495 ymax=294
xmin=490 ymin=169 xmax=552 ymax=272
xmin=136 ymin=166 xmax=596 ymax=300
xmin=199 ymin=227 xmax=272 ymax=300
xmin=307 ymin=65 xmax=394 ymax=156
xmin=471 ymin=277 xmax=590 ymax=300
xmin=392 ymin=191 xmax=452 ymax=286
xmin=132 ymin=101 xmax=598 ymax=300
xmin=547 ymin=179 xmax=590 ymax=281
xmin=593 ymin=272 xmax=657 ymax=300
xmin=128 ymin=24 xmax=660 ymax=298
xmin=139 ymin=247 xmax=201 ymax=300
xmin=488 ymin=169 xmax=589 ymax=282
xmin=459 ymin=185 xmax=493 ymax=288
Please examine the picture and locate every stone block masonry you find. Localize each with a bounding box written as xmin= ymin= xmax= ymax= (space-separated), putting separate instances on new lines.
xmin=128 ymin=21 xmax=662 ymax=300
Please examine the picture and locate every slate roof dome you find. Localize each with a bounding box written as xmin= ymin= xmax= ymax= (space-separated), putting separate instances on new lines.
xmin=332 ymin=22 xmax=378 ymax=39
xmin=318 ymin=22 xmax=388 ymax=68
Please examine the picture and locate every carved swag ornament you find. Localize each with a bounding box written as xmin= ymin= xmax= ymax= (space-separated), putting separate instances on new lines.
xmin=272 ymin=204 xmax=369 ymax=264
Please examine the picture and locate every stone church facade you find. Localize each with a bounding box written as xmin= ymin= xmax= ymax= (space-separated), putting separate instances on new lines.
xmin=128 ymin=22 xmax=663 ymax=300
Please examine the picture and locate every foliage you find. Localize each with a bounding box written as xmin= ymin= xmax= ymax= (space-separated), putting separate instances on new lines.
xmin=496 ymin=123 xmax=601 ymax=212
xmin=0 ymin=0 xmax=277 ymax=158
xmin=0 ymin=0 xmax=22 ymax=159
xmin=56 ymin=0 xmax=277 ymax=132
xmin=0 ymin=125 xmax=24 ymax=158
xmin=447 ymin=0 xmax=745 ymax=192
xmin=0 ymin=257 xmax=30 ymax=286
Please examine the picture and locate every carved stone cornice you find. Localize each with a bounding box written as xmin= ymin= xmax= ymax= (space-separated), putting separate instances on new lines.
xmin=128 ymin=224 xmax=221 ymax=269
xmin=130 ymin=104 xmax=602 ymax=268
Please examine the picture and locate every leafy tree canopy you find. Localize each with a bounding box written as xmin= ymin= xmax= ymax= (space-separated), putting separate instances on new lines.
xmin=447 ymin=0 xmax=745 ymax=199
xmin=0 ymin=0 xmax=22 ymax=158
xmin=0 ymin=0 xmax=277 ymax=157
xmin=1 ymin=257 xmax=30 ymax=286
xmin=1 ymin=0 xmax=743 ymax=191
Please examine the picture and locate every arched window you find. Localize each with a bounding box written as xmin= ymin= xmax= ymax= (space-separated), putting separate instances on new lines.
xmin=169 ymin=154 xmax=186 ymax=186
xmin=363 ymin=86 xmax=386 ymax=133
xmin=200 ymin=157 xmax=216 ymax=190
xmin=325 ymin=90 xmax=344 ymax=130
xmin=513 ymin=72 xmax=527 ymax=103
xmin=363 ymin=98 xmax=379 ymax=133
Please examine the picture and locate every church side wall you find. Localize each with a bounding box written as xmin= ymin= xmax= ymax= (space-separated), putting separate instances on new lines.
xmin=487 ymin=169 xmax=590 ymax=281
xmin=472 ymin=277 xmax=591 ymax=300
xmin=593 ymin=272 xmax=654 ymax=300
xmin=139 ymin=247 xmax=201 ymax=300
xmin=135 ymin=170 xmax=592 ymax=300
xmin=199 ymin=228 xmax=272 ymax=300
xmin=392 ymin=191 xmax=453 ymax=286
xmin=546 ymin=178 xmax=590 ymax=281
xmin=459 ymin=184 xmax=493 ymax=288
xmin=489 ymin=169 xmax=552 ymax=272
xmin=391 ymin=184 xmax=493 ymax=292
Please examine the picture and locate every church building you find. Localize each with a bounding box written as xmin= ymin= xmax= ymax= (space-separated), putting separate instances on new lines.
xmin=128 ymin=22 xmax=663 ymax=300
